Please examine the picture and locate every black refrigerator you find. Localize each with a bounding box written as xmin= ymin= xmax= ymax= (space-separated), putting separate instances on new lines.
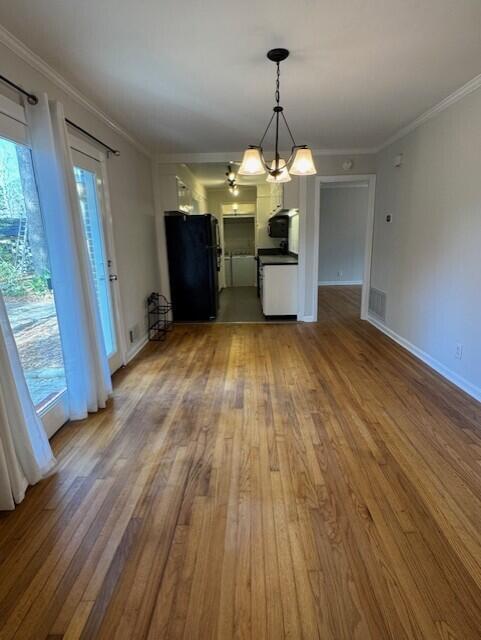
xmin=165 ymin=212 xmax=220 ymax=321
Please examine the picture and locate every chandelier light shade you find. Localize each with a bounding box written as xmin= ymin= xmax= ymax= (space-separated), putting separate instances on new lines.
xmin=290 ymin=147 xmax=316 ymax=175
xmin=238 ymin=147 xmax=265 ymax=175
xmin=238 ymin=48 xmax=316 ymax=182
xmin=266 ymin=159 xmax=291 ymax=183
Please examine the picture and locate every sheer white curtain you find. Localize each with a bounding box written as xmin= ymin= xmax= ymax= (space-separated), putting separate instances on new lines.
xmin=0 ymin=294 xmax=56 ymax=510
xmin=27 ymin=95 xmax=112 ymax=420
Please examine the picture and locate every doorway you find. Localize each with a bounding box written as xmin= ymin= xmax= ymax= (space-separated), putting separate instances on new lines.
xmin=71 ymin=141 xmax=125 ymax=372
xmin=184 ymin=163 xmax=272 ymax=323
xmin=157 ymin=161 xmax=300 ymax=323
xmin=221 ymin=208 xmax=260 ymax=321
xmin=312 ymin=175 xmax=376 ymax=321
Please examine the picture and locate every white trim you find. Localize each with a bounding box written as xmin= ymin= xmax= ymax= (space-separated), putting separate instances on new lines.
xmin=0 ymin=110 xmax=28 ymax=146
xmin=69 ymin=132 xmax=104 ymax=162
xmin=297 ymin=177 xmax=308 ymax=321
xmin=0 ymin=24 xmax=151 ymax=158
xmin=98 ymin=155 xmax=128 ymax=369
xmin=320 ymin=182 xmax=368 ymax=190
xmin=318 ymin=280 xmax=363 ymax=286
xmin=300 ymin=315 xmax=315 ymax=322
xmin=126 ymin=334 xmax=149 ymax=364
xmin=39 ymin=391 xmax=69 ymax=438
xmin=71 ymin=139 xmax=127 ymax=370
xmin=367 ymin=315 xmax=481 ymax=404
xmin=311 ymin=175 xmax=376 ymax=323
xmin=378 ymin=72 xmax=481 ymax=151
xmin=0 ymin=92 xmax=28 ymax=145
xmin=361 ymin=176 xmax=376 ymax=320
xmin=0 ymin=93 xmax=26 ymax=125
xmin=312 ymin=148 xmax=378 ymax=156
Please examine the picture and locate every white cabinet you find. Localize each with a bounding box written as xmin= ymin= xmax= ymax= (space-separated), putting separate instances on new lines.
xmin=261 ymin=264 xmax=298 ymax=316
xmin=256 ymin=183 xmax=283 ymax=248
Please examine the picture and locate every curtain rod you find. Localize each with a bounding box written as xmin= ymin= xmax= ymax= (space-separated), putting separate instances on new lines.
xmin=65 ymin=119 xmax=120 ymax=156
xmin=0 ymin=73 xmax=120 ymax=156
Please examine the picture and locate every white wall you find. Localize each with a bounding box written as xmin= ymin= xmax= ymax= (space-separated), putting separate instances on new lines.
xmin=371 ymin=85 xmax=481 ymax=400
xmin=302 ymin=154 xmax=377 ymax=319
xmin=175 ymin=164 xmax=208 ymax=213
xmin=318 ymin=185 xmax=368 ymax=284
xmin=0 ymin=40 xmax=159 ymax=361
xmin=289 ymin=213 xmax=299 ymax=254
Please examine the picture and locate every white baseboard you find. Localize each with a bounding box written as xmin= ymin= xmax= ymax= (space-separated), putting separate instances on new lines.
xmin=126 ymin=334 xmax=149 ymax=364
xmin=300 ymin=315 xmax=315 ymax=322
xmin=367 ymin=315 xmax=481 ymax=403
xmin=318 ymin=280 xmax=363 ymax=286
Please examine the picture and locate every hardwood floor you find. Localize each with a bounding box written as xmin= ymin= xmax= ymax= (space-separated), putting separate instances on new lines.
xmin=1 ymin=285 xmax=481 ymax=639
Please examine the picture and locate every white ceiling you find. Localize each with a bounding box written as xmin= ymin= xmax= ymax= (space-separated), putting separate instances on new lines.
xmin=0 ymin=1 xmax=480 ymax=154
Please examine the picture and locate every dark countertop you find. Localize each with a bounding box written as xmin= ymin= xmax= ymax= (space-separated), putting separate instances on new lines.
xmin=258 ymin=254 xmax=298 ymax=266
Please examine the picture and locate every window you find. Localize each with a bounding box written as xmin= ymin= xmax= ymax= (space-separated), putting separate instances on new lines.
xmin=0 ymin=136 xmax=66 ymax=409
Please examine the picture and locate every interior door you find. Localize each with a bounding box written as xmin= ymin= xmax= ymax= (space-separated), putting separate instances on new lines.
xmin=71 ymin=147 xmax=124 ymax=373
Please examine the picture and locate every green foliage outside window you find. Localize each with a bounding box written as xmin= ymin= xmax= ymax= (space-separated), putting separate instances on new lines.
xmin=0 ymin=137 xmax=50 ymax=299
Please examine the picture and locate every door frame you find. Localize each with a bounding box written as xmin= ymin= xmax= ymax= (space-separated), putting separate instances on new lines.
xmin=311 ymin=174 xmax=376 ymax=321
xmin=70 ymin=135 xmax=127 ymax=371
xmin=0 ymin=94 xmax=70 ymax=436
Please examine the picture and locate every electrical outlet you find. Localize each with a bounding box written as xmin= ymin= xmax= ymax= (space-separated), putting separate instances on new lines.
xmin=337 ymin=270 xmax=343 ymax=278
xmin=455 ymin=343 xmax=463 ymax=360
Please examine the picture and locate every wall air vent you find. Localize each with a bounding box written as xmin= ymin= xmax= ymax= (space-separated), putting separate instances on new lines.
xmin=129 ymin=324 xmax=140 ymax=344
xmin=369 ymin=287 xmax=386 ymax=322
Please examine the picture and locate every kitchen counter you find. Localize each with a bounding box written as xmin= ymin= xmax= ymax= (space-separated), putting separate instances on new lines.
xmin=257 ymin=254 xmax=298 ymax=266
xmin=258 ymin=254 xmax=298 ymax=316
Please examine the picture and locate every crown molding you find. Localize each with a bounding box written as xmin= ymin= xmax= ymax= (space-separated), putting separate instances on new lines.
xmin=378 ymin=72 xmax=481 ymax=151
xmin=321 ymin=181 xmax=368 ymax=189
xmin=157 ymin=152 xmax=243 ymax=164
xmin=0 ymin=24 xmax=152 ymax=158
xmin=312 ymin=147 xmax=378 ymax=156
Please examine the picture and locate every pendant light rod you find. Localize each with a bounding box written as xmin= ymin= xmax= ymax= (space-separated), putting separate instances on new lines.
xmin=273 ymin=62 xmax=281 ymax=174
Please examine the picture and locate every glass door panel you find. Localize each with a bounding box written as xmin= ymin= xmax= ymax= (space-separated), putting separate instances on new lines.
xmin=73 ymin=160 xmax=121 ymax=372
xmin=0 ymin=136 xmax=66 ymax=411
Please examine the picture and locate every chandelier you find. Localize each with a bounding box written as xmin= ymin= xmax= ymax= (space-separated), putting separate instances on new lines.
xmin=238 ymin=48 xmax=316 ymax=183
xmin=225 ymin=164 xmax=239 ymax=195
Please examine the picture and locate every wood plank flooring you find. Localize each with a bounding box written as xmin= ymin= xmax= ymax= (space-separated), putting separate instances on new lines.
xmin=1 ymin=285 xmax=481 ymax=639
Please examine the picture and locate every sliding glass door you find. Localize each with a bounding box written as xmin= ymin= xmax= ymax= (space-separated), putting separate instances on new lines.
xmin=0 ymin=134 xmax=67 ymax=430
xmin=72 ymin=146 xmax=123 ymax=373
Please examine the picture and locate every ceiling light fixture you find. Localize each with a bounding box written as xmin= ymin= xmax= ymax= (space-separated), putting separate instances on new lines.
xmin=238 ymin=48 xmax=316 ymax=183
xmin=226 ymin=164 xmax=240 ymax=196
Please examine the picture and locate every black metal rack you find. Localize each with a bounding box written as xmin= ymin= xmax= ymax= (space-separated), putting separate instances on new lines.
xmin=147 ymin=293 xmax=172 ymax=341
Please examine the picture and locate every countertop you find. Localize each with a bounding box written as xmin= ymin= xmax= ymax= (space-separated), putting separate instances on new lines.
xmin=258 ymin=254 xmax=298 ymax=266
